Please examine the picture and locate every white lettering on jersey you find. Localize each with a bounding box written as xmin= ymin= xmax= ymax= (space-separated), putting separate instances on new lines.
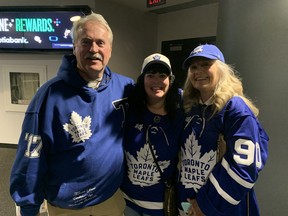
xmin=125 ymin=143 xmax=170 ymax=187
xmin=180 ymin=131 xmax=216 ymax=192
xmin=234 ymin=138 xmax=262 ymax=168
xmin=63 ymin=111 xmax=92 ymax=143
xmin=255 ymin=142 xmax=262 ymax=168
xmin=112 ymin=97 xmax=129 ymax=127
xmin=24 ymin=133 xmax=42 ymax=158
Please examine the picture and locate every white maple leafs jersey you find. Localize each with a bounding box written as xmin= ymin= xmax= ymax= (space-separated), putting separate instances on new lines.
xmin=178 ymin=96 xmax=269 ymax=216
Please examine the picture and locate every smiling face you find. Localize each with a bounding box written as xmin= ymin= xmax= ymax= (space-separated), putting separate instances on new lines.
xmin=188 ymin=57 xmax=220 ymax=102
xmin=144 ymin=71 xmax=170 ymax=104
xmin=73 ymin=20 xmax=112 ymax=81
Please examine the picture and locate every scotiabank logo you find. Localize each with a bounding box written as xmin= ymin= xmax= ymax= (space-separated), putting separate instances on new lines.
xmin=0 ymin=36 xmax=28 ymax=44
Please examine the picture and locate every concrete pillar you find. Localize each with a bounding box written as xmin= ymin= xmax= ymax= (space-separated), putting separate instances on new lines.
xmin=216 ymin=1 xmax=288 ymax=215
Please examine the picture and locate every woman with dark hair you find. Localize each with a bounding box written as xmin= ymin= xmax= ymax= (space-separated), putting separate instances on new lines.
xmin=121 ymin=53 xmax=184 ymax=216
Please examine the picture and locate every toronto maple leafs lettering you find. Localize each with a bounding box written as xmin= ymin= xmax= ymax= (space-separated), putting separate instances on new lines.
xmin=128 ymin=161 xmax=158 ymax=182
xmin=112 ymin=97 xmax=129 ymax=126
xmin=63 ymin=111 xmax=92 ymax=143
xmin=112 ymin=97 xmax=129 ymax=110
xmin=125 ymin=143 xmax=170 ymax=186
xmin=181 ymin=131 xmax=216 ymax=192
xmin=182 ymin=159 xmax=211 ymax=170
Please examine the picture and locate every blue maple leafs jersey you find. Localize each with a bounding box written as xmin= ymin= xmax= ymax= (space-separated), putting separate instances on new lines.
xmin=121 ymin=102 xmax=184 ymax=216
xmin=10 ymin=55 xmax=134 ymax=216
xmin=177 ymin=96 xmax=269 ymax=216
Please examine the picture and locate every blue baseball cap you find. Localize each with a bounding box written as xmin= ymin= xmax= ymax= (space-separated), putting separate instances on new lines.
xmin=182 ymin=44 xmax=225 ymax=69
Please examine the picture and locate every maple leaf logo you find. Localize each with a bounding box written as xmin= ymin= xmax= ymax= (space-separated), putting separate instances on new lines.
xmin=180 ymin=130 xmax=216 ymax=192
xmin=63 ymin=111 xmax=92 ymax=143
xmin=125 ymin=143 xmax=170 ymax=187
xmin=135 ymin=123 xmax=144 ymax=131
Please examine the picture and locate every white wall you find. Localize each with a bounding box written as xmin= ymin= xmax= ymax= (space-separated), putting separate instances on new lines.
xmin=0 ymin=55 xmax=63 ymax=144
xmin=157 ymin=3 xmax=218 ymax=49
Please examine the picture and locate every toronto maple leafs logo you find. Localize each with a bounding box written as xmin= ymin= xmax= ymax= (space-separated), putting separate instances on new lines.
xmin=192 ymin=45 xmax=203 ymax=54
xmin=180 ymin=131 xmax=216 ymax=192
xmin=125 ymin=144 xmax=170 ymax=187
xmin=63 ymin=111 xmax=92 ymax=143
xmin=153 ymin=54 xmax=161 ymax=60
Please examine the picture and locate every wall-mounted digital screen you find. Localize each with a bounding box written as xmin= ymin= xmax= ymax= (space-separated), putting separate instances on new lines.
xmin=0 ymin=6 xmax=91 ymax=53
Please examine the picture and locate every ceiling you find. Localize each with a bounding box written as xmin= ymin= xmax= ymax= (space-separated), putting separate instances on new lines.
xmin=105 ymin=0 xmax=219 ymax=14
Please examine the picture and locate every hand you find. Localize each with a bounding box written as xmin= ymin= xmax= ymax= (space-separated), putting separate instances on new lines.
xmin=187 ymin=198 xmax=205 ymax=216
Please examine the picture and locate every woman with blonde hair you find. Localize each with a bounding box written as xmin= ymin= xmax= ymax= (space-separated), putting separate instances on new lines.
xmin=177 ymin=44 xmax=269 ymax=216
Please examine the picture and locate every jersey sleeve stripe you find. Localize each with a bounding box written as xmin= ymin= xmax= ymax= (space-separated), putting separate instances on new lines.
xmin=221 ymin=158 xmax=255 ymax=189
xmin=209 ymin=173 xmax=240 ymax=205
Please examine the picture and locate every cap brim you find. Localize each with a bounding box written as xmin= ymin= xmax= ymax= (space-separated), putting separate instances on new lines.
xmin=182 ymin=54 xmax=219 ymax=69
xmin=142 ymin=61 xmax=172 ymax=75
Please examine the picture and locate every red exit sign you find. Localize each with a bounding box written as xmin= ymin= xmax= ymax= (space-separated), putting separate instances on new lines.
xmin=147 ymin=0 xmax=166 ymax=8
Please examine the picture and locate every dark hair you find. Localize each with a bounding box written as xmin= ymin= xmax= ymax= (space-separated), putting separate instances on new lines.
xmin=128 ymin=72 xmax=180 ymax=120
xmin=143 ymin=63 xmax=171 ymax=75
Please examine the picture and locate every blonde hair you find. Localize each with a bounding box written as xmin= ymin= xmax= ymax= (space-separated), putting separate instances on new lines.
xmin=183 ymin=60 xmax=259 ymax=117
xmin=71 ymin=12 xmax=113 ymax=45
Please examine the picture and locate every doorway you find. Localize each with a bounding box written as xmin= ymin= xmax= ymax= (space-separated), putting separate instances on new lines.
xmin=161 ymin=36 xmax=216 ymax=89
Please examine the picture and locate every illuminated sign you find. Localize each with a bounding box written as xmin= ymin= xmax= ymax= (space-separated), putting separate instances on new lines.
xmin=147 ymin=0 xmax=166 ymax=8
xmin=0 ymin=6 xmax=91 ymax=53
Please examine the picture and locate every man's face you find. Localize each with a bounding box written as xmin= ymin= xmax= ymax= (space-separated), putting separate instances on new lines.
xmin=73 ymin=20 xmax=112 ymax=81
